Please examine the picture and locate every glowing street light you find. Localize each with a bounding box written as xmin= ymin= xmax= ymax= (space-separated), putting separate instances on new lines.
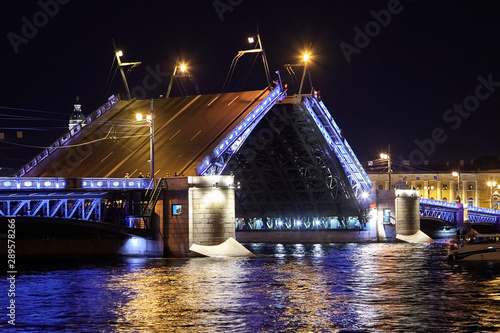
xmin=115 ymin=48 xmax=141 ymax=100
xmin=298 ymin=51 xmax=311 ymax=95
xmin=166 ymin=61 xmax=199 ymax=98
xmin=380 ymin=145 xmax=391 ymax=190
xmin=222 ymin=30 xmax=271 ymax=92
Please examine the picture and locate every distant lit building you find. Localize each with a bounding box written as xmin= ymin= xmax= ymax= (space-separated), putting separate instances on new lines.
xmin=366 ymin=157 xmax=500 ymax=209
xmin=68 ymin=96 xmax=85 ymax=130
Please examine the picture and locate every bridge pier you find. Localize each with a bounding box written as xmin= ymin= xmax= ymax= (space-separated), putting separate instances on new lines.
xmin=373 ymin=189 xmax=430 ymax=242
xmin=160 ymin=176 xmax=236 ymax=257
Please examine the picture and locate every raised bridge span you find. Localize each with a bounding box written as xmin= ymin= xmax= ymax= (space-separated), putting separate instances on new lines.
xmin=16 ymin=82 xmax=372 ymax=224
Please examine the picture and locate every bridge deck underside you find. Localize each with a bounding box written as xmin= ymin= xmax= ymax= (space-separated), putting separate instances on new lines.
xmin=224 ymin=103 xmax=362 ymax=218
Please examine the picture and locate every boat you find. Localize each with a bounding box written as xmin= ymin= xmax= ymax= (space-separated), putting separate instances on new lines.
xmin=448 ymin=233 xmax=500 ymax=261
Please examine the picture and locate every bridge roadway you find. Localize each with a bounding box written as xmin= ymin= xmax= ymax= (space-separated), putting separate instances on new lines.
xmin=20 ymin=90 xmax=272 ymax=178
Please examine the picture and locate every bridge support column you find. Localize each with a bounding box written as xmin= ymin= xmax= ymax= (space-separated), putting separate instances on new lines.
xmin=395 ymin=190 xmax=420 ymax=235
xmin=163 ymin=176 xmax=235 ymax=257
xmin=374 ymin=190 xmax=396 ymax=242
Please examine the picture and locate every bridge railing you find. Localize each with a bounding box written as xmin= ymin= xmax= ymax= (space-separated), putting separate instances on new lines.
xmin=419 ymin=198 xmax=461 ymax=209
xmin=14 ymin=95 xmax=120 ymax=178
xmin=0 ymin=177 xmax=151 ymax=191
xmin=196 ymin=85 xmax=286 ymax=175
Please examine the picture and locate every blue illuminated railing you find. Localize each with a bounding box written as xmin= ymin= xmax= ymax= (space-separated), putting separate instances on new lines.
xmin=0 ymin=177 xmax=150 ymax=191
xmin=420 ymin=198 xmax=461 ymax=209
xmin=14 ymin=95 xmax=120 ymax=178
xmin=468 ymin=205 xmax=500 ymax=216
xmin=301 ymin=96 xmax=372 ymax=198
xmin=196 ymin=85 xmax=286 ymax=175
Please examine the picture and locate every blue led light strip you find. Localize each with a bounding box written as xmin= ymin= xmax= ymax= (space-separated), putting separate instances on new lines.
xmin=196 ymin=86 xmax=286 ymax=175
xmin=420 ymin=198 xmax=460 ymax=209
xmin=301 ymin=96 xmax=372 ymax=199
xmin=0 ymin=177 xmax=150 ymax=191
xmin=15 ymin=95 xmax=120 ymax=177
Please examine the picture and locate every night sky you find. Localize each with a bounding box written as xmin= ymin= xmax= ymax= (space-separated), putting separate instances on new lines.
xmin=2 ymin=0 xmax=500 ymax=171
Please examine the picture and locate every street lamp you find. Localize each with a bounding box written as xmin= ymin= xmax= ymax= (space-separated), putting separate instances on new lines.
xmin=452 ymin=171 xmax=460 ymax=203
xmin=222 ymin=29 xmax=271 ymax=92
xmin=115 ymin=49 xmax=141 ymax=100
xmin=380 ymin=149 xmax=391 ymax=190
xmin=425 ymin=185 xmax=435 ymax=199
xmin=298 ymin=52 xmax=311 ymax=95
xmin=136 ymin=99 xmax=155 ymax=183
xmin=165 ymin=62 xmax=200 ymax=98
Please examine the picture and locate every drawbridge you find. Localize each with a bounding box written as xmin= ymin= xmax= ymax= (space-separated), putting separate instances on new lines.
xmin=16 ymin=81 xmax=372 ymax=225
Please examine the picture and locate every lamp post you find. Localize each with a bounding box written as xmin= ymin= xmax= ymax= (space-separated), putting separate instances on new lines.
xmin=136 ymin=99 xmax=155 ymax=183
xmin=380 ymin=145 xmax=391 ymax=190
xmin=115 ymin=49 xmax=141 ymax=100
xmin=222 ymin=30 xmax=271 ymax=92
xmin=166 ymin=62 xmax=186 ymax=99
xmin=298 ymin=53 xmax=310 ymax=95
xmin=452 ymin=171 xmax=461 ymax=203
xmin=425 ymin=185 xmax=435 ymax=199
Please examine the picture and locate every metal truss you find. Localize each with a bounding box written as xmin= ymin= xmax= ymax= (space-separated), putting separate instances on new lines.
xmin=419 ymin=199 xmax=500 ymax=225
xmin=467 ymin=205 xmax=500 ymax=224
xmin=0 ymin=197 xmax=101 ymax=221
xmin=225 ymin=102 xmax=366 ymax=219
xmin=301 ymin=96 xmax=372 ymax=200
xmin=0 ymin=190 xmax=154 ymax=229
xmin=420 ymin=205 xmax=457 ymax=223
xmin=467 ymin=213 xmax=498 ymax=224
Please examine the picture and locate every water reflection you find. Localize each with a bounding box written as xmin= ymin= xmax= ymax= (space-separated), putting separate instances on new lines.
xmin=3 ymin=243 xmax=500 ymax=332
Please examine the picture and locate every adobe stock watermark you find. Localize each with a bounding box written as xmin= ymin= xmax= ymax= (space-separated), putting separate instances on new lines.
xmin=7 ymin=0 xmax=71 ymax=54
xmin=339 ymin=0 xmax=410 ymax=64
xmin=225 ymin=105 xmax=296 ymax=171
xmin=399 ymin=74 xmax=500 ymax=165
xmin=130 ymin=64 xmax=170 ymax=99
xmin=212 ymin=0 xmax=243 ymax=22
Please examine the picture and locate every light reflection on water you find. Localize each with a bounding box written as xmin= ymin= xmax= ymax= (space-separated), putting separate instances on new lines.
xmin=2 ymin=242 xmax=500 ymax=332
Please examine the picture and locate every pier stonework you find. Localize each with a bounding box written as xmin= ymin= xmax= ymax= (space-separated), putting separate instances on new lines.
xmin=163 ymin=176 xmax=235 ymax=257
xmin=395 ymin=190 xmax=421 ymax=235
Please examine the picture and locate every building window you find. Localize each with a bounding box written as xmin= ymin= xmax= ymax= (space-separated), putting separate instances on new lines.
xmin=468 ymin=184 xmax=474 ymax=190
xmin=383 ymin=209 xmax=391 ymax=224
xmin=416 ymin=185 xmax=421 ymax=190
xmin=443 ymin=185 xmax=448 ymax=190
xmin=378 ymin=185 xmax=383 ymax=190
xmin=468 ymin=197 xmax=474 ymax=206
xmin=443 ymin=197 xmax=448 ymax=202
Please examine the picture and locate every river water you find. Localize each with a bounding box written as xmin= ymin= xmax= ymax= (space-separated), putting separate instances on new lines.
xmin=2 ymin=241 xmax=500 ymax=332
